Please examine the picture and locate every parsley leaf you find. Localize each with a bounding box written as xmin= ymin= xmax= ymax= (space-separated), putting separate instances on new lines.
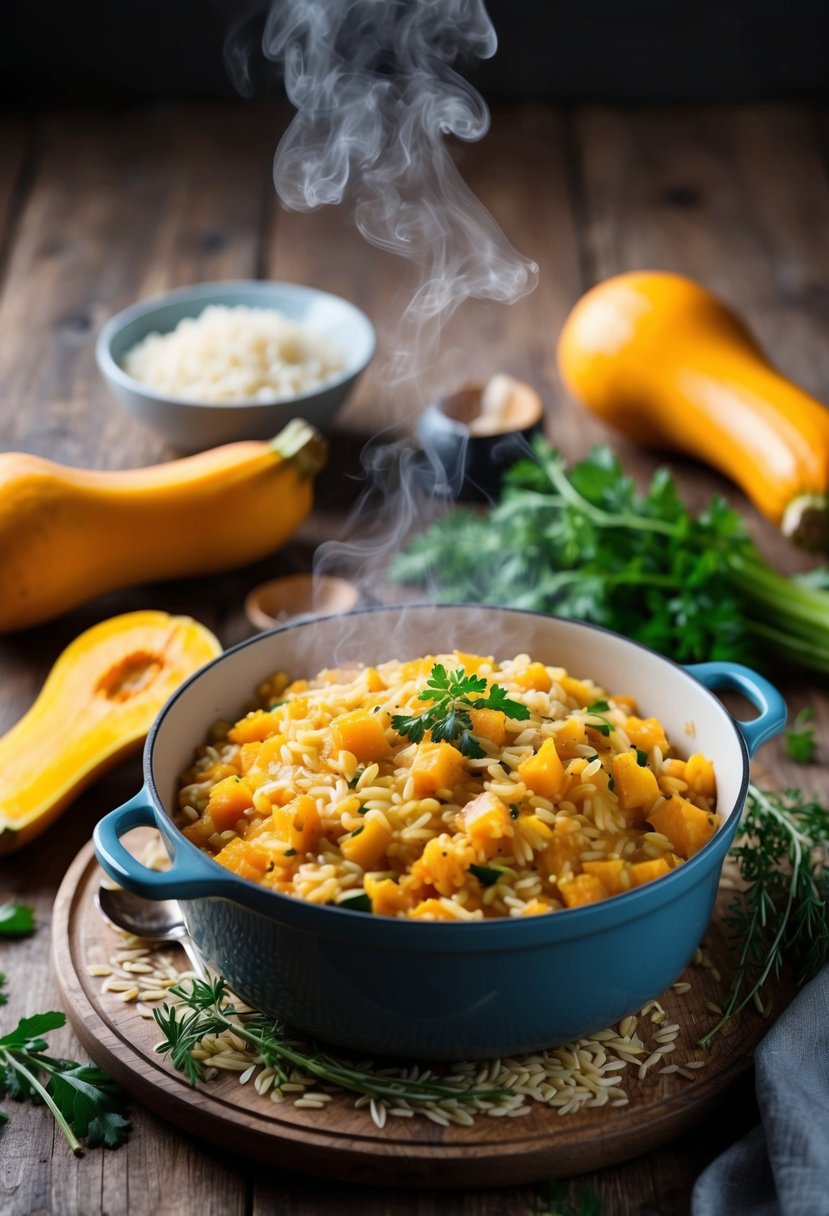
xmin=785 ymin=709 xmax=817 ymax=765
xmin=338 ymin=892 xmax=372 ymax=913
xmin=469 ymin=864 xmax=504 ymax=887
xmin=0 ymin=904 xmax=35 ymax=938
xmin=391 ymin=665 xmax=529 ymax=756
xmin=388 ymin=438 xmax=829 ymax=675
xmin=0 ymin=1002 xmax=129 ymax=1154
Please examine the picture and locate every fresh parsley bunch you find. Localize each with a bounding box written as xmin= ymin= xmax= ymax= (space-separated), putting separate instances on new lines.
xmin=390 ymin=439 xmax=829 ymax=672
xmin=391 ymin=664 xmax=530 ymax=758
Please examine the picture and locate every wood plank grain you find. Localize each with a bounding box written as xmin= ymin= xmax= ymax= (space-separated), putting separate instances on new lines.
xmin=0 ymin=114 xmax=35 ymax=288
xmin=571 ymin=103 xmax=829 ymax=558
xmin=0 ymin=105 xmax=274 ymax=464
xmin=263 ymin=106 xmax=584 ymax=439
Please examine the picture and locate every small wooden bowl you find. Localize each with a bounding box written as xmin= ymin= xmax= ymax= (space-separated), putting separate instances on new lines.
xmin=245 ymin=574 xmax=359 ymax=632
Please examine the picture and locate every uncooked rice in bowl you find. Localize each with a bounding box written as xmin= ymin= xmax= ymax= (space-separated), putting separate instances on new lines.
xmin=176 ymin=651 xmax=720 ymax=919
xmin=122 ymin=304 xmax=346 ymax=404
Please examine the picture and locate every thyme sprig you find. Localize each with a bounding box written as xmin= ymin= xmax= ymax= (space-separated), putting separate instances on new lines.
xmin=154 ymin=977 xmax=509 ymax=1105
xmin=700 ymin=784 xmax=829 ymax=1048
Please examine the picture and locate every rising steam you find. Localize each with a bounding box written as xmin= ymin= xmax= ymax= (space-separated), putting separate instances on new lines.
xmin=225 ymin=0 xmax=539 ymax=625
xmin=259 ymin=0 xmax=538 ymax=385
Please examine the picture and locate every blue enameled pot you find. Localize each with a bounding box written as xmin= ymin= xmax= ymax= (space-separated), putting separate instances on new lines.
xmin=94 ymin=606 xmax=786 ymax=1060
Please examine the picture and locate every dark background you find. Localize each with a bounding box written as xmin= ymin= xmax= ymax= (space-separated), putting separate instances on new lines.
xmin=3 ymin=0 xmax=828 ymax=107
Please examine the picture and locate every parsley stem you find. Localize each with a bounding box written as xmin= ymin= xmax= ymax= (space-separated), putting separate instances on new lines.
xmin=730 ymin=552 xmax=829 ymax=633
xmin=0 ymin=1048 xmax=84 ymax=1156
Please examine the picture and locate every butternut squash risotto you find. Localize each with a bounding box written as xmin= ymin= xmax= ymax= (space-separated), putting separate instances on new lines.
xmin=176 ymin=652 xmax=720 ymax=919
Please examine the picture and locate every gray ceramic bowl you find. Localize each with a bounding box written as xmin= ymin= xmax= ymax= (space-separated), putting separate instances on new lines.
xmin=96 ymin=281 xmax=375 ymax=451
xmin=94 ymin=605 xmax=786 ymax=1060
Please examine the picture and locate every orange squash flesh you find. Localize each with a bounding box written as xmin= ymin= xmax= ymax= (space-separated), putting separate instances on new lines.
xmin=557 ymin=271 xmax=829 ymax=549
xmin=0 ymin=610 xmax=221 ymax=854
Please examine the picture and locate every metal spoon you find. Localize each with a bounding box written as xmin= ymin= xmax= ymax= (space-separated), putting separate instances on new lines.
xmin=96 ymin=884 xmax=207 ymax=978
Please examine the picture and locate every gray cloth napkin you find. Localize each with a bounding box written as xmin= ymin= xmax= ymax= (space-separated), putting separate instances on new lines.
xmin=692 ymin=965 xmax=829 ymax=1216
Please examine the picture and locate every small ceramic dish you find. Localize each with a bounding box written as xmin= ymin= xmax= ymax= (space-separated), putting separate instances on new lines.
xmin=94 ymin=605 xmax=785 ymax=1060
xmin=96 ymin=281 xmax=375 ymax=451
xmin=244 ymin=574 xmax=360 ymax=632
xmin=416 ymin=374 xmax=544 ymax=500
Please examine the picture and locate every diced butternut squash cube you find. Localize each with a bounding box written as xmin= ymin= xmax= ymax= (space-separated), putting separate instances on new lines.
xmin=559 ymin=873 xmax=607 ymax=908
xmin=624 ymin=716 xmax=669 ymax=754
xmin=364 ymin=875 xmax=411 ymax=916
xmin=629 ymin=857 xmax=672 ymax=887
xmin=518 ymin=738 xmax=566 ymax=799
xmin=519 ymin=898 xmax=554 ymax=916
xmin=454 ymin=651 xmax=491 ymax=674
xmin=469 ymin=707 xmax=507 ymax=746
xmin=272 ymin=794 xmax=323 ymax=854
xmin=239 ymin=735 xmax=286 ymax=780
xmin=334 ymin=794 xmax=364 ymax=821
xmin=409 ymin=898 xmax=458 ymax=920
xmin=515 ymin=662 xmax=552 ymax=692
xmin=286 ymin=679 xmax=309 ymax=694
xmin=611 ymin=694 xmax=638 ymax=712
xmin=228 ymin=709 xmax=282 ymax=744
xmin=331 ymin=709 xmax=390 ymax=763
xmin=647 ymin=795 xmax=720 ymax=859
xmin=340 ymin=815 xmax=392 ymax=869
xmin=410 ymin=741 xmax=466 ymax=798
xmin=554 ymin=718 xmax=588 ymax=757
xmin=410 ymin=834 xmax=471 ymax=896
xmin=462 ymin=792 xmax=513 ymax=845
xmin=582 ymin=858 xmax=629 ymax=895
xmin=522 ymin=814 xmax=554 ymax=842
xmin=401 ymin=657 xmax=435 ymax=681
xmin=685 ymin=753 xmax=717 ymax=800
xmin=206 ymin=776 xmax=254 ymax=832
xmin=365 ymin=666 xmax=386 ymax=692
xmin=213 ymin=837 xmax=272 ymax=883
xmin=289 ymin=794 xmax=323 ymax=854
xmin=239 ymin=742 xmax=260 ymax=774
xmin=182 ymin=814 xmax=218 ymax=849
xmin=559 ymin=675 xmax=601 ymax=707
xmin=612 ymin=751 xmax=661 ymax=823
xmin=541 ymin=817 xmax=584 ymax=877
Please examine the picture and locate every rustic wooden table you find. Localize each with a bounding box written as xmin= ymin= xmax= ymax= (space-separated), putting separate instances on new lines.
xmin=1 ymin=102 xmax=827 ymax=1216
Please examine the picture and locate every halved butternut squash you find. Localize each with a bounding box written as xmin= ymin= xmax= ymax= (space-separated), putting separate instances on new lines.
xmin=0 ymin=610 xmax=221 ymax=854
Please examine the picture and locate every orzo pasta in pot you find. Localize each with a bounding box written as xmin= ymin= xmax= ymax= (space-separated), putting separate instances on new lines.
xmin=176 ymin=652 xmax=720 ymax=919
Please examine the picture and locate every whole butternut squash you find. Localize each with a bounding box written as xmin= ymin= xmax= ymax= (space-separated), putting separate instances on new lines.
xmin=0 ymin=610 xmax=221 ymax=854
xmin=557 ymin=272 xmax=829 ymax=549
xmin=0 ymin=419 xmax=326 ymax=631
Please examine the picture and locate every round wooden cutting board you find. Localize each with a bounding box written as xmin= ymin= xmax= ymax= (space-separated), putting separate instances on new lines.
xmin=53 ymin=838 xmax=773 ymax=1188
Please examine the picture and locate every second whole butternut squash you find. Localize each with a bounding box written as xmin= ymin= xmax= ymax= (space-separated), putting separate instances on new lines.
xmin=557 ymin=272 xmax=829 ymax=550
xmin=0 ymin=419 xmax=326 ymax=632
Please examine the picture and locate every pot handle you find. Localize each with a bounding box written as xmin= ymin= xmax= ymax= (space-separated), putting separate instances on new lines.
xmin=94 ymin=786 xmax=232 ymax=900
xmin=685 ymin=662 xmax=787 ymax=756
